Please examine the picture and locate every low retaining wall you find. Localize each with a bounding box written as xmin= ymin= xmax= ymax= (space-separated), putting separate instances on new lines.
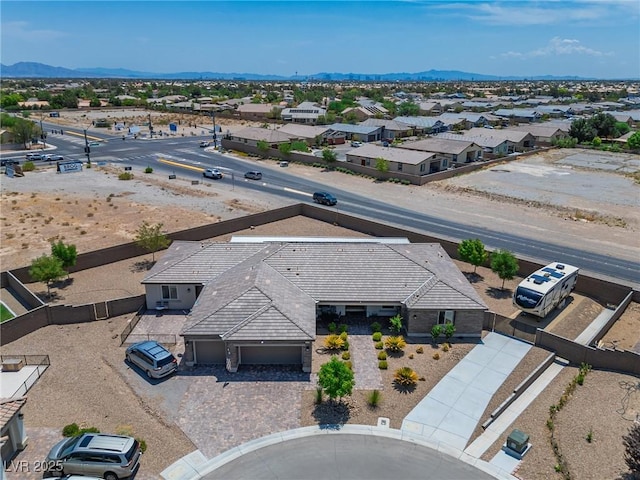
xmin=1 ymin=271 xmax=44 ymax=310
xmin=482 ymin=352 xmax=556 ymax=430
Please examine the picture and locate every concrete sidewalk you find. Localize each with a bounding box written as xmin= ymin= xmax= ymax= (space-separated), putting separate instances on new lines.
xmin=575 ymin=307 xmax=616 ymax=345
xmin=401 ymin=332 xmax=532 ymax=451
xmin=464 ymin=357 xmax=568 ymax=459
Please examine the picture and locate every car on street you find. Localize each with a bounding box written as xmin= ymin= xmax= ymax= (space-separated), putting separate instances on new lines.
xmin=244 ymin=170 xmax=262 ymax=180
xmin=203 ymin=168 xmax=223 ymax=179
xmin=45 ymin=433 xmax=142 ymax=480
xmin=88 ymin=141 xmax=100 ymax=147
xmin=199 ymin=141 xmax=210 ymax=148
xmin=1 ymin=159 xmax=21 ymax=167
xmin=44 ymin=154 xmax=65 ymax=161
xmin=125 ymin=340 xmax=178 ymax=379
xmin=313 ymin=191 xmax=338 ymax=206
xmin=25 ymin=152 xmax=44 ymax=161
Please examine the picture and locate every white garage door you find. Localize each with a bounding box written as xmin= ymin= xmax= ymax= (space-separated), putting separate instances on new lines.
xmin=240 ymin=346 xmax=301 ymax=365
xmin=194 ymin=340 xmax=226 ymax=365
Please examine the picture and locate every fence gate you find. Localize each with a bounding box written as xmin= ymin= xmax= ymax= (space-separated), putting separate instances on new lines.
xmin=94 ymin=302 xmax=109 ymax=320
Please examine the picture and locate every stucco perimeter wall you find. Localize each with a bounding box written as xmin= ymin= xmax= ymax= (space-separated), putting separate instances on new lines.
xmin=1 ymin=271 xmax=45 ymax=310
xmin=535 ymin=329 xmax=640 ymax=375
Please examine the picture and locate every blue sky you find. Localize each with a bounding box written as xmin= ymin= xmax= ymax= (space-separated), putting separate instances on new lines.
xmin=1 ymin=1 xmax=639 ymax=79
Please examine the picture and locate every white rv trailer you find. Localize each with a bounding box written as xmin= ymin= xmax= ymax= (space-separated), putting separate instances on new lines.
xmin=513 ymin=263 xmax=579 ymax=318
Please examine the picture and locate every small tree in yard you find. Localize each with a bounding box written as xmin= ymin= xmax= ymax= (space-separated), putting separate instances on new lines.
xmin=431 ymin=324 xmax=442 ymax=344
xmin=444 ymin=322 xmax=456 ymax=341
xmin=375 ymin=157 xmax=389 ymax=173
xmin=256 ymin=140 xmax=270 ymax=158
xmin=458 ymin=238 xmax=488 ymax=273
xmin=389 ymin=314 xmax=403 ymax=333
xmin=29 ymin=254 xmax=66 ymax=297
xmin=135 ymin=221 xmax=170 ymax=262
xmin=318 ymin=356 xmax=354 ymax=404
xmin=322 ymin=148 xmax=337 ymax=165
xmin=623 ymin=422 xmax=640 ymax=476
xmin=51 ymin=240 xmax=77 ymax=279
xmin=491 ymin=249 xmax=519 ymax=290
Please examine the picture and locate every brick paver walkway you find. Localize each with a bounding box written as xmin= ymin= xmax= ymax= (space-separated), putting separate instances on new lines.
xmin=349 ymin=325 xmax=383 ymax=390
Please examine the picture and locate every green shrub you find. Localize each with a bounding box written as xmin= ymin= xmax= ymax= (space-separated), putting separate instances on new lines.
xmin=324 ymin=334 xmax=344 ymax=350
xmin=375 ymin=341 xmax=384 ymax=350
xmin=339 ymin=331 xmax=348 ymax=341
xmin=327 ymin=322 xmax=337 ymax=333
xmin=341 ymin=351 xmax=350 ymax=361
xmin=338 ymin=324 xmax=348 ymax=333
xmin=368 ymin=389 xmax=381 ymax=407
xmin=22 ymin=161 xmax=35 ymax=171
xmin=372 ymin=332 xmax=382 ymax=342
xmin=384 ymin=336 xmax=406 ymax=352
xmin=378 ymin=360 xmax=388 ymax=369
xmin=394 ymin=367 xmax=418 ymax=386
xmin=144 ymin=166 xmax=153 ymax=173
xmin=370 ymin=321 xmax=382 ymax=333
xmin=586 ymin=427 xmax=593 ymax=443
xmin=137 ymin=438 xmax=147 ymax=453
xmin=343 ymin=360 xmax=353 ymax=370
xmin=118 ymin=172 xmax=134 ymax=180
xmin=389 ymin=314 xmax=403 ymax=333
xmin=62 ymin=423 xmax=80 ymax=437
xmin=341 ymin=340 xmax=349 ymax=351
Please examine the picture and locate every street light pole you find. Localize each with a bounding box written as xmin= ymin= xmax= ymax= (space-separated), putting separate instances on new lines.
xmin=211 ymin=111 xmax=217 ymax=147
xmin=40 ymin=117 xmax=47 ymax=148
xmin=84 ymin=129 xmax=91 ymax=166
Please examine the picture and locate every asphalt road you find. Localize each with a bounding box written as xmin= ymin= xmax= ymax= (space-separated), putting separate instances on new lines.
xmin=201 ymin=433 xmax=499 ymax=480
xmin=5 ymin=123 xmax=639 ymax=285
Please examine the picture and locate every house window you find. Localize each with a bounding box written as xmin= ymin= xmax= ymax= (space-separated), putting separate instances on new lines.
xmin=452 ymin=154 xmax=457 ymax=162
xmin=442 ymin=159 xmax=448 ymax=168
xmin=397 ymin=163 xmax=403 ymax=171
xmin=438 ymin=310 xmax=455 ymax=325
xmin=162 ymin=285 xmax=178 ymax=300
xmin=420 ymin=163 xmax=425 ymax=172
xmin=366 ymin=159 xmax=371 ymax=166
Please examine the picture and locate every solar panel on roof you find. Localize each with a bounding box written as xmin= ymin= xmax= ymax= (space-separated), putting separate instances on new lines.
xmin=542 ymin=267 xmax=564 ymax=278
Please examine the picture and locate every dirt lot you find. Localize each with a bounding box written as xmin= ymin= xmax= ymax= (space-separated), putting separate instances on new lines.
xmin=2 ymin=110 xmax=639 ymax=480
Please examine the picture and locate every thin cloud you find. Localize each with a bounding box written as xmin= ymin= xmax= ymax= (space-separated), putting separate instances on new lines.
xmin=500 ymin=37 xmax=612 ymax=59
xmin=2 ymin=20 xmax=68 ymax=41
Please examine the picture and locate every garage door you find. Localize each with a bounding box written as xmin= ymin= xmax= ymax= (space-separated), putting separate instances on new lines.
xmin=194 ymin=340 xmax=226 ymax=365
xmin=240 ymin=346 xmax=301 ymax=365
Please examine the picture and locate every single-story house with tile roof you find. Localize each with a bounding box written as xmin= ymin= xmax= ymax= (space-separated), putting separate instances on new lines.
xmin=328 ymin=123 xmax=383 ymax=142
xmin=228 ymin=127 xmax=297 ymax=147
xmin=507 ymin=124 xmax=569 ymax=144
xmin=345 ymin=143 xmax=445 ymax=175
xmin=358 ymin=118 xmax=413 ymax=140
xmin=281 ymin=101 xmax=326 ymax=124
xmin=399 ymin=137 xmax=483 ymax=164
xmin=142 ymin=240 xmax=488 ymax=372
xmin=493 ymin=109 xmax=542 ymax=124
xmin=435 ymin=132 xmax=510 ymax=156
xmin=277 ymin=123 xmax=345 ymax=145
xmin=437 ymin=112 xmax=503 ymax=129
xmin=394 ymin=116 xmax=446 ymax=135
xmin=467 ymin=127 xmax=536 ymax=151
xmin=237 ymin=103 xmax=282 ymax=119
xmin=1 ymin=397 xmax=28 ymax=463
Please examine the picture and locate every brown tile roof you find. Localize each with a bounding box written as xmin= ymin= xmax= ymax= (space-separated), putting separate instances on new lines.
xmin=0 ymin=397 xmax=27 ymax=430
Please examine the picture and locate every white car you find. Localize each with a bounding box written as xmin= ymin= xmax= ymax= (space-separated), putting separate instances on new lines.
xmin=199 ymin=141 xmax=211 ymax=148
xmin=203 ymin=168 xmax=223 ymax=179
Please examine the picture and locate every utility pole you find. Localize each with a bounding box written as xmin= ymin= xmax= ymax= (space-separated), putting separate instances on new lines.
xmin=211 ymin=111 xmax=217 ymax=147
xmin=84 ymin=129 xmax=91 ymax=166
xmin=40 ymin=116 xmax=47 ymax=148
xmin=148 ymin=113 xmax=154 ymax=138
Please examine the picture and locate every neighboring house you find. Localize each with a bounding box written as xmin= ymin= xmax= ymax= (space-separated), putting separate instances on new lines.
xmin=493 ymin=108 xmax=542 ymax=124
xmin=328 ymin=123 xmax=383 ymax=142
xmin=237 ymin=103 xmax=281 ymax=119
xmin=141 ymin=240 xmax=487 ymax=372
xmin=612 ymin=130 xmax=637 ymax=145
xmin=418 ymin=102 xmax=442 ymax=116
xmin=606 ymin=111 xmax=635 ymax=126
xmin=277 ymin=123 xmax=345 ymax=145
xmin=437 ymin=112 xmax=502 ymax=129
xmin=281 ymin=101 xmax=326 ymax=124
xmin=228 ymin=127 xmax=296 ymax=147
xmin=467 ymin=127 xmax=536 ymax=151
xmin=508 ymin=124 xmax=569 ymax=144
xmin=534 ymin=105 xmax=574 ymax=118
xmin=0 ymin=397 xmax=28 ymax=464
xmin=18 ymin=99 xmax=50 ymax=109
xmin=435 ymin=132 xmax=510 ymax=156
xmin=358 ymin=118 xmax=412 ymax=140
xmin=399 ymin=137 xmax=483 ymax=164
xmin=394 ymin=116 xmax=446 ymax=135
xmin=341 ymin=106 xmax=377 ymax=122
xmin=345 ymin=143 xmax=446 ymax=175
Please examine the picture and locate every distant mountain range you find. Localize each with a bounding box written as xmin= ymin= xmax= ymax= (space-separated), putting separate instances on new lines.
xmin=0 ymin=61 xmax=609 ymax=81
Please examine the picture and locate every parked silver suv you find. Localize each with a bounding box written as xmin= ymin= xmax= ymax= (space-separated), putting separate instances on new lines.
xmin=45 ymin=433 xmax=142 ymax=480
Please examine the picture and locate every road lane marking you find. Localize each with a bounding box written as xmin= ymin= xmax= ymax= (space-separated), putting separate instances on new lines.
xmin=63 ymin=131 xmax=104 ymax=141
xmin=158 ymin=158 xmax=205 ymax=172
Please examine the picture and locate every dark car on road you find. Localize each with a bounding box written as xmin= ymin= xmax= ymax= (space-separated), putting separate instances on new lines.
xmin=313 ymin=191 xmax=338 ymax=206
xmin=1 ymin=159 xmax=20 ymax=167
